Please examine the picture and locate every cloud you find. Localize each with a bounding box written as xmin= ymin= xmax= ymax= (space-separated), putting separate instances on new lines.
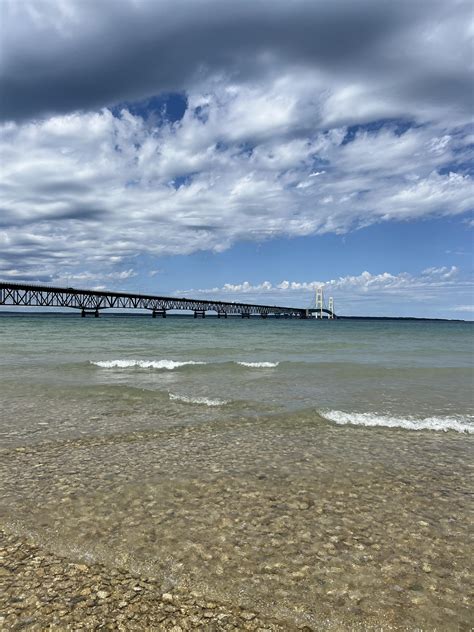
xmin=0 ymin=266 xmax=137 ymax=285
xmin=175 ymin=267 xmax=474 ymax=317
xmin=450 ymin=305 xmax=474 ymax=312
xmin=179 ymin=267 xmax=465 ymax=297
xmin=1 ymin=0 xmax=472 ymax=126
xmin=0 ymin=105 xmax=472 ymax=280
xmin=0 ymin=1 xmax=472 ymax=284
xmin=422 ymin=265 xmax=459 ymax=279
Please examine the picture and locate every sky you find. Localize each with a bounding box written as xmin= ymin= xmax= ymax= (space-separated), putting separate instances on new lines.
xmin=0 ymin=0 xmax=473 ymax=318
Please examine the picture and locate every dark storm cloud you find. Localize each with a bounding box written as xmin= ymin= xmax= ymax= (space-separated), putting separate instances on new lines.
xmin=34 ymin=181 xmax=92 ymax=196
xmin=0 ymin=204 xmax=107 ymax=227
xmin=0 ymin=0 xmax=472 ymax=123
xmin=43 ymin=206 xmax=108 ymax=222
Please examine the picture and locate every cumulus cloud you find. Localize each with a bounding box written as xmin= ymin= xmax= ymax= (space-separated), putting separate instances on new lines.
xmin=0 ymin=0 xmax=472 ymax=283
xmin=0 ymin=105 xmax=472 ymax=280
xmin=179 ymin=267 xmax=465 ymax=297
xmin=176 ymin=267 xmax=474 ymax=317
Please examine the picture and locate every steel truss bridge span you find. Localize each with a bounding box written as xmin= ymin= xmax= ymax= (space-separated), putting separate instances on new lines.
xmin=0 ymin=282 xmax=336 ymax=319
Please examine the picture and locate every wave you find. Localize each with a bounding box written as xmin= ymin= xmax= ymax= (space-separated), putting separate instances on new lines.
xmin=320 ymin=410 xmax=474 ymax=434
xmin=91 ymin=359 xmax=280 ymax=370
xmin=91 ymin=359 xmax=206 ymax=370
xmin=169 ymin=393 xmax=229 ymax=407
xmin=236 ymin=361 xmax=279 ymax=368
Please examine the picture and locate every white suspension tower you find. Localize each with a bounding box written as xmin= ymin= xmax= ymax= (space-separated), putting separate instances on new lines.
xmin=316 ymin=287 xmax=324 ymax=319
xmin=314 ymin=287 xmax=335 ymax=319
xmin=328 ymin=296 xmax=334 ymax=319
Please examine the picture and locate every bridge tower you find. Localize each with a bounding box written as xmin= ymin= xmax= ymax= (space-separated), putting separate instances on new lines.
xmin=328 ymin=296 xmax=334 ymax=319
xmin=316 ymin=287 xmax=324 ymax=319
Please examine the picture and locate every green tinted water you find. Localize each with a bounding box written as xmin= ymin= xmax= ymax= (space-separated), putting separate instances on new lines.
xmin=0 ymin=314 xmax=473 ymax=628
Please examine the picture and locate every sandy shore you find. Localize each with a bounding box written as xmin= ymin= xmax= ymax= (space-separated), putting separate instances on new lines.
xmin=0 ymin=529 xmax=293 ymax=631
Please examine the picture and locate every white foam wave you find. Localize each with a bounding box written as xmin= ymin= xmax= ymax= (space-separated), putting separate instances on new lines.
xmin=169 ymin=393 xmax=229 ymax=407
xmin=236 ymin=361 xmax=279 ymax=368
xmin=91 ymin=359 xmax=206 ymax=370
xmin=320 ymin=410 xmax=474 ymax=434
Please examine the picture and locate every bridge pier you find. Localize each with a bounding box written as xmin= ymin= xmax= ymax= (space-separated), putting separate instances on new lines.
xmin=0 ymin=282 xmax=337 ymax=319
xmin=81 ymin=309 xmax=99 ymax=318
xmin=152 ymin=309 xmax=166 ymax=318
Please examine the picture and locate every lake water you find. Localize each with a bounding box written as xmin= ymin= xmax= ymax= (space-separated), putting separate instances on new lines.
xmin=1 ymin=314 xmax=473 ymax=628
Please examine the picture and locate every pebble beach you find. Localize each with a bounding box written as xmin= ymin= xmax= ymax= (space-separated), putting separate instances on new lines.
xmin=2 ymin=417 xmax=473 ymax=631
xmin=1 ymin=529 xmax=289 ymax=631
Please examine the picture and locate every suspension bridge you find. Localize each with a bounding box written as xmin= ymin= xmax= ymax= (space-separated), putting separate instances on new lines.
xmin=0 ymin=281 xmax=336 ymax=319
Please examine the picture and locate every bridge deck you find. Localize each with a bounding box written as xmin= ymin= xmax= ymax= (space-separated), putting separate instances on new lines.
xmin=0 ymin=281 xmax=336 ymax=318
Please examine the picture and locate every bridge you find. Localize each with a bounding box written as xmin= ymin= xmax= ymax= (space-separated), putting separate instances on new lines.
xmin=0 ymin=281 xmax=337 ymax=319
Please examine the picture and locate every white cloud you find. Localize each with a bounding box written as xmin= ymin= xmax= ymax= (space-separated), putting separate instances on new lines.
xmin=175 ymin=267 xmax=474 ymax=317
xmin=450 ymin=305 xmax=474 ymax=312
xmin=49 ymin=268 xmax=137 ymax=285
xmin=0 ymin=102 xmax=472 ymax=281
xmin=422 ymin=266 xmax=459 ymax=279
xmin=180 ymin=267 xmax=465 ymax=296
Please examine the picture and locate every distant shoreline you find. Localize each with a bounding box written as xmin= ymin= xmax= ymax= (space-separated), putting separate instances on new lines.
xmin=0 ymin=310 xmax=468 ymax=323
xmin=337 ymin=315 xmax=468 ymax=322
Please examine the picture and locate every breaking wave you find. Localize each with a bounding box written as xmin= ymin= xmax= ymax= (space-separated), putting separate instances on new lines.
xmin=236 ymin=361 xmax=279 ymax=368
xmin=91 ymin=359 xmax=206 ymax=370
xmin=320 ymin=410 xmax=474 ymax=434
xmin=169 ymin=393 xmax=229 ymax=407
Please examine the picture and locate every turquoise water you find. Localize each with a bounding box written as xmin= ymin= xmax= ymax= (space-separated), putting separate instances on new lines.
xmin=0 ymin=314 xmax=473 ymax=446
xmin=1 ymin=314 xmax=473 ymax=628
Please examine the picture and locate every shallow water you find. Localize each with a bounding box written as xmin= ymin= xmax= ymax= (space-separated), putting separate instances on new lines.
xmin=0 ymin=314 xmax=473 ymax=628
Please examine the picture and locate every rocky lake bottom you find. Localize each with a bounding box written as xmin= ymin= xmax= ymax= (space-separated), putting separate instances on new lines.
xmin=1 ymin=413 xmax=473 ymax=630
